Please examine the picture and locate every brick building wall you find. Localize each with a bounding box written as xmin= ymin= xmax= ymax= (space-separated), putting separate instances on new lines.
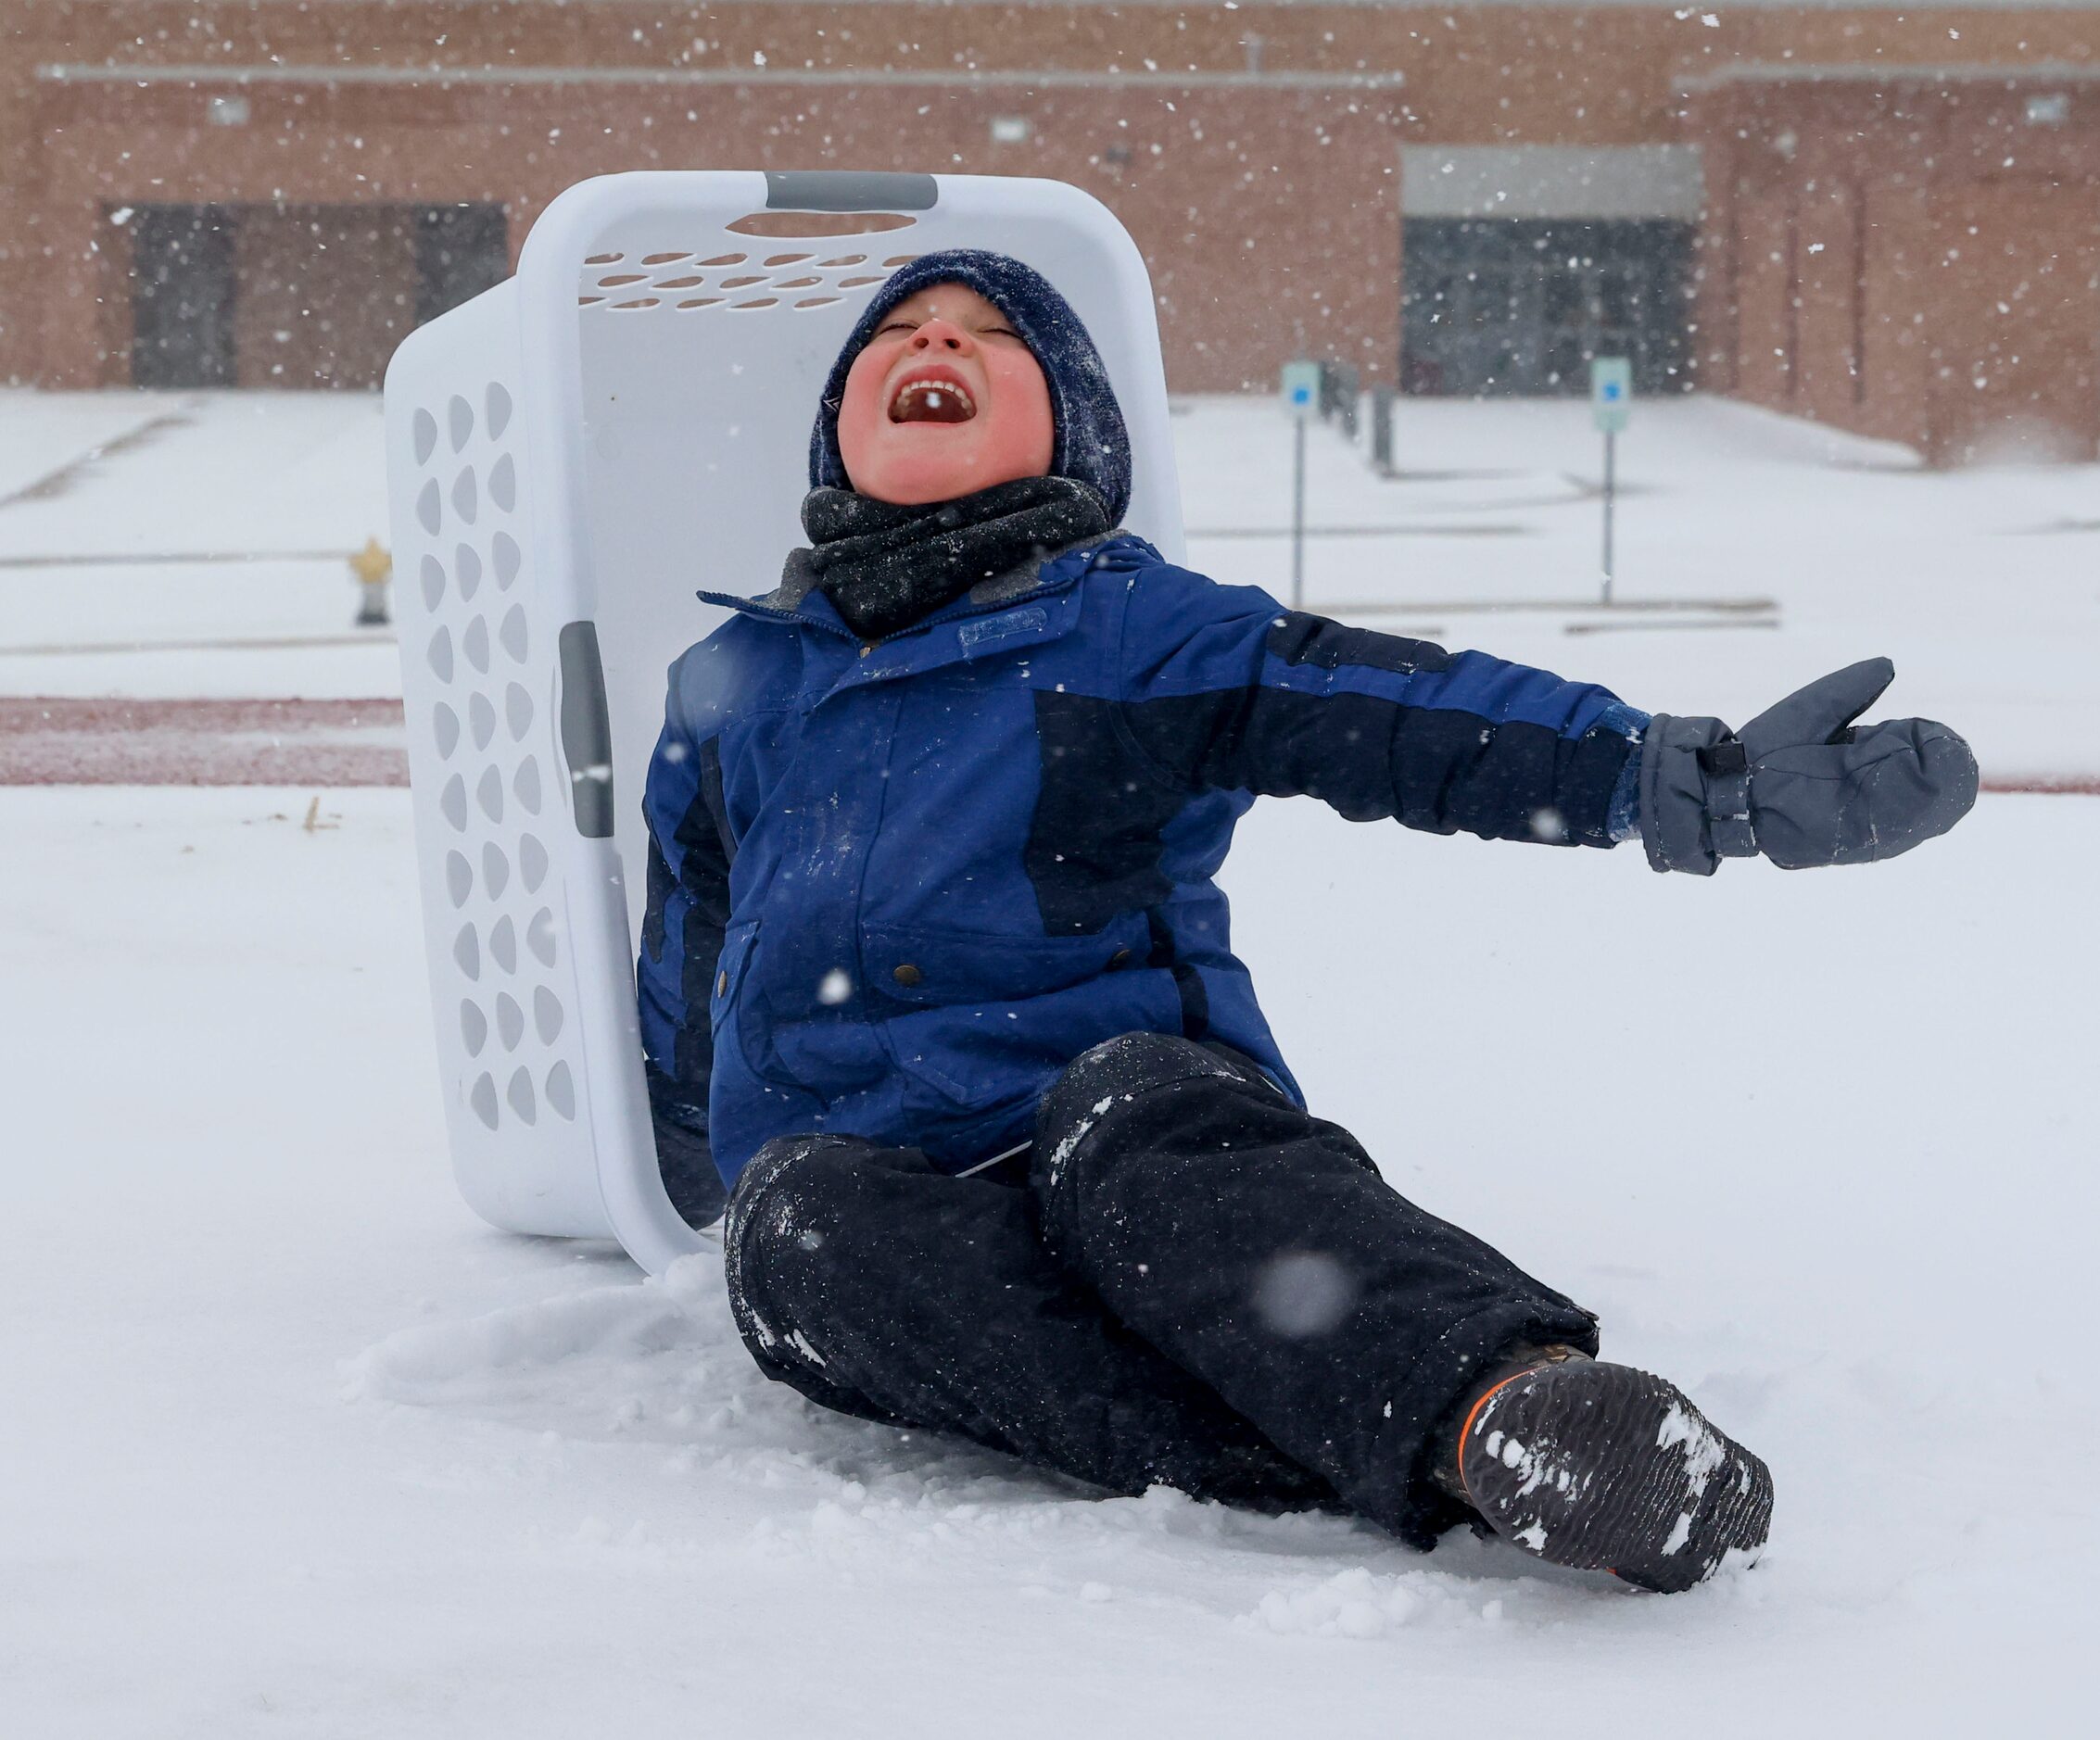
xmin=3 ymin=3 xmax=2096 ymax=459
xmin=1685 ymin=69 xmax=2100 ymax=460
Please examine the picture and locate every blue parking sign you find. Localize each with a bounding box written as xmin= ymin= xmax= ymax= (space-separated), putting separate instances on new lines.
xmin=1590 ymin=358 xmax=1632 ymax=434
xmin=1281 ymin=360 xmax=1322 ymax=418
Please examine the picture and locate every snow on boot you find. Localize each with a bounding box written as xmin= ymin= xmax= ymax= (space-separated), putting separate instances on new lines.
xmin=1456 ymin=1358 xmax=1773 ymax=1594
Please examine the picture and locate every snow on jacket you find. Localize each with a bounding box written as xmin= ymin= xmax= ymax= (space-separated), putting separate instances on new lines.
xmin=639 ymin=536 xmax=1648 ymax=1189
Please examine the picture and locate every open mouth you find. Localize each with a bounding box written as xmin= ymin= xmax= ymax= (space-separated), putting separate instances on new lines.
xmin=889 ymin=373 xmax=977 ymax=425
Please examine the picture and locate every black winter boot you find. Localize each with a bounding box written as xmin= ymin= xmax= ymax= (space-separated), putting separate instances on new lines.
xmin=1448 ymin=1354 xmax=1774 ymax=1594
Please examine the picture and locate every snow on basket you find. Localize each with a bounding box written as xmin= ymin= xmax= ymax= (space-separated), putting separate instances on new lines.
xmin=383 ymin=170 xmax=1184 ymax=1275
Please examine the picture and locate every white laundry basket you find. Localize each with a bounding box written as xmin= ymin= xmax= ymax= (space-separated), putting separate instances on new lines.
xmin=383 ymin=170 xmax=1185 ymax=1275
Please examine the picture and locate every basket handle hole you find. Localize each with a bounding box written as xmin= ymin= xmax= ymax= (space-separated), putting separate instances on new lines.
xmin=726 ymin=210 xmax=917 ymax=238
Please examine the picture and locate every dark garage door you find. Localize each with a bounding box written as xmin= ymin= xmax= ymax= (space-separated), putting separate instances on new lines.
xmin=125 ymin=202 xmax=509 ymax=389
xmin=1402 ymin=219 xmax=1694 ymax=397
xmin=133 ymin=206 xmax=238 ymax=388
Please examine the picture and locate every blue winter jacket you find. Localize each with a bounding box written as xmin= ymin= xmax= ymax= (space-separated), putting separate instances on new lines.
xmin=639 ymin=535 xmax=1646 ymax=1191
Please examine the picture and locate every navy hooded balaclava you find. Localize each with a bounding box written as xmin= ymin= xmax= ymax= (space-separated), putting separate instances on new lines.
xmin=807 ymin=248 xmax=1132 ymax=523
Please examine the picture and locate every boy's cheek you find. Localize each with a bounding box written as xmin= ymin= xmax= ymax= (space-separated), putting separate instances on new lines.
xmin=838 ymin=347 xmax=895 ymax=430
xmin=985 ymin=359 xmax=1056 ymax=474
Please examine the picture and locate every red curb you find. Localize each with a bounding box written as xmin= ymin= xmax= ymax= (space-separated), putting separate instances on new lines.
xmin=1982 ymin=777 xmax=2100 ymax=796
xmin=0 ymin=697 xmax=409 ymax=787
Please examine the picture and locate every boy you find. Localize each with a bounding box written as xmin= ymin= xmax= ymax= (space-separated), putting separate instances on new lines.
xmin=639 ymin=251 xmax=1976 ymax=1592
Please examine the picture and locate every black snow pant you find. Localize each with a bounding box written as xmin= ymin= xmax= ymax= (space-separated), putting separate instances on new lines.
xmin=722 ymin=1032 xmax=1600 ymax=1548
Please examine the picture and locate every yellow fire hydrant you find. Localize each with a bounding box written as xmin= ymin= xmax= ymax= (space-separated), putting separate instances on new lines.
xmin=350 ymin=537 xmax=393 ymax=627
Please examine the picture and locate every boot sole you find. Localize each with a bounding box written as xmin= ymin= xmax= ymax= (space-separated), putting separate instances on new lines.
xmin=1461 ymin=1361 xmax=1774 ymax=1594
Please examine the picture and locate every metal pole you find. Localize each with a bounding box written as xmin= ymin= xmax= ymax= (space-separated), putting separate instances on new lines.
xmin=1291 ymin=413 xmax=1307 ymax=610
xmin=1600 ymin=428 xmax=1616 ymax=607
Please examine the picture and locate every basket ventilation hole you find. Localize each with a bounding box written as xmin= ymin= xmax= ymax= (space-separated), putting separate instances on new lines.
xmin=534 ymin=986 xmax=563 ymax=1044
xmin=795 ymin=297 xmax=842 ymax=310
xmin=513 ymin=758 xmax=543 ymax=815
xmin=449 ymin=396 xmax=474 ymax=453
xmin=420 ymin=555 xmax=445 ymax=611
xmin=486 ymin=383 xmax=513 ymax=441
xmin=500 ymin=606 xmax=528 ymax=664
xmin=444 ymin=851 xmax=473 ymax=908
xmin=426 ymin=626 xmax=453 ymax=683
xmin=462 ymin=615 xmax=490 ymax=675
xmin=439 ymin=774 xmax=468 ymax=831
xmin=493 ymin=533 xmax=522 ymax=590
xmin=504 ymin=683 xmax=533 ymax=740
xmin=507 ymin=1068 xmax=538 ymax=1126
xmin=817 ymin=255 xmax=867 ymax=268
xmin=460 ymin=1001 xmax=487 ymax=1057
xmin=469 ymin=1072 xmax=500 ymax=1129
xmin=416 ymin=479 xmax=441 ymax=535
xmin=489 ymin=455 xmax=517 ymax=513
xmin=518 ymin=832 xmax=549 ymax=892
xmin=468 ymin=692 xmax=496 ymax=751
xmin=642 ymin=251 xmax=691 ymax=267
xmin=455 ymin=543 xmax=482 ymax=602
xmin=700 ymin=253 xmax=747 ymax=268
xmin=526 ymin=907 xmax=558 ymax=968
xmin=475 ymin=765 xmax=504 ymax=824
xmin=496 ymin=992 xmax=525 ymax=1052
xmin=451 ymin=468 xmax=478 ymax=526
xmin=433 ymin=702 xmax=461 ymax=760
xmin=585 ymin=252 xmax=624 ymax=266
xmin=452 ymin=923 xmax=480 ymax=981
xmin=489 ymin=914 xmax=518 ymax=975
xmin=546 ymin=1060 xmax=576 ymax=1121
xmin=481 ymin=841 xmax=510 ymax=900
xmin=412 ymin=409 xmax=438 ymax=466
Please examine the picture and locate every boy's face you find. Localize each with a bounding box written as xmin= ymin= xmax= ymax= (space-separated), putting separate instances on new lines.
xmin=835 ymin=282 xmax=1056 ymax=505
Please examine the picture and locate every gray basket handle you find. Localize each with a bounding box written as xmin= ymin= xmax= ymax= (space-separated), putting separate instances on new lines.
xmin=765 ymin=170 xmax=939 ymax=212
xmin=557 ymin=621 xmax=615 ymax=840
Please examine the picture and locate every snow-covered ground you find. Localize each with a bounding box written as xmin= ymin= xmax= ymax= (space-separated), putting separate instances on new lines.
xmin=4 ymin=390 xmax=2097 ymax=1735
xmin=0 ymin=393 xmax=397 ymax=700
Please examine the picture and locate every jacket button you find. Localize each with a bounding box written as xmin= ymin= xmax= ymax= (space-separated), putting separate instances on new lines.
xmin=716 ymin=969 xmax=728 ymax=997
xmin=858 ymin=644 xmax=874 ymax=658
xmin=892 ymin=963 xmax=923 ymax=987
xmin=1108 ymin=949 xmax=1132 ymax=968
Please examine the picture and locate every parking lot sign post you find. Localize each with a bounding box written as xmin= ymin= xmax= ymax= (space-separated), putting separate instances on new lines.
xmin=1590 ymin=357 xmax=1632 ymax=605
xmin=1281 ymin=360 xmax=1321 ymax=608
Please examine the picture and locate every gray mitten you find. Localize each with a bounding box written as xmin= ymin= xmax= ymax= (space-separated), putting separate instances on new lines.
xmin=1639 ymin=658 xmax=1978 ymax=875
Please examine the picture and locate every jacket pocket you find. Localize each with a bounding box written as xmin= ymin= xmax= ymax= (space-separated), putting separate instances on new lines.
xmin=860 ymin=918 xmax=1149 ymax=1010
xmin=709 ymin=918 xmax=761 ymax=1030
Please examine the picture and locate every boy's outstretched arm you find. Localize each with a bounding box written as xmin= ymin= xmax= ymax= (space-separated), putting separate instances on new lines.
xmin=1113 ymin=566 xmax=1977 ymax=868
xmin=1115 ymin=567 xmax=1646 ymax=849
xmin=637 ymin=679 xmax=734 ymax=1217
